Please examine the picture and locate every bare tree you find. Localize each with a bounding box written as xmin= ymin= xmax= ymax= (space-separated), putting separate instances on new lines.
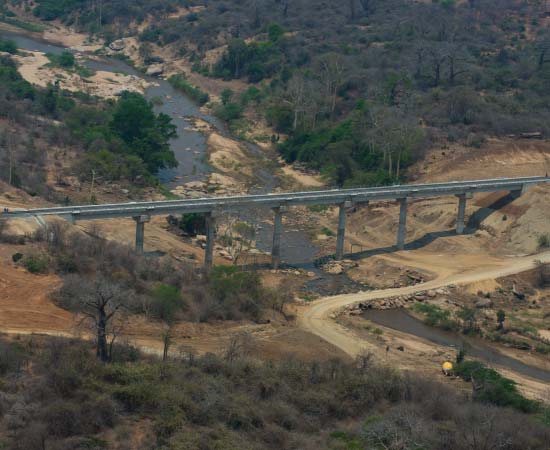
xmin=224 ymin=332 xmax=253 ymax=364
xmin=285 ymin=74 xmax=306 ymax=131
xmin=219 ymin=214 xmax=256 ymax=265
xmin=58 ymin=276 xmax=128 ymax=362
xmin=320 ymin=54 xmax=345 ymax=120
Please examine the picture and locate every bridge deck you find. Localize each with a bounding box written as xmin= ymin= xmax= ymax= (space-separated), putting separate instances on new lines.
xmin=1 ymin=176 xmax=548 ymax=221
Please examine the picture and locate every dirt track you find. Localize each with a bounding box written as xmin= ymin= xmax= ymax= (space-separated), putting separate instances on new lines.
xmin=298 ymin=251 xmax=550 ymax=358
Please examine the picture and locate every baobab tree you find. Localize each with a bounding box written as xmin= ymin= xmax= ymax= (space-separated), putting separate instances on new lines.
xmin=57 ymin=275 xmax=128 ymax=362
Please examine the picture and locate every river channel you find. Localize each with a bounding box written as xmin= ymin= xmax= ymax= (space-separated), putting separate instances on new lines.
xmin=3 ymin=30 xmax=320 ymax=265
xmin=363 ymin=308 xmax=550 ymax=383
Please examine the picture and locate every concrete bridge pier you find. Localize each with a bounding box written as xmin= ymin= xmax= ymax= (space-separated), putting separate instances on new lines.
xmin=456 ymin=194 xmax=467 ymax=235
xmin=336 ymin=201 xmax=352 ymax=260
xmin=397 ymin=198 xmax=408 ymax=250
xmin=272 ymin=206 xmax=284 ymax=269
xmin=134 ymin=215 xmax=151 ymax=254
xmin=204 ymin=212 xmax=216 ymax=271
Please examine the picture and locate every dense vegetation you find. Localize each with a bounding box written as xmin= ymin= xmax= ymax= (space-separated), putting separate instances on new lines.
xmin=0 ymin=47 xmax=178 ymax=195
xmin=5 ymin=221 xmax=280 ymax=360
xmin=0 ymin=335 xmax=549 ymax=450
xmin=22 ymin=0 xmax=550 ymax=185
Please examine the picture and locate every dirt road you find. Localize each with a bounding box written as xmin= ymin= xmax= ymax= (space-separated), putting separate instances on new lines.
xmin=298 ymin=251 xmax=550 ymax=358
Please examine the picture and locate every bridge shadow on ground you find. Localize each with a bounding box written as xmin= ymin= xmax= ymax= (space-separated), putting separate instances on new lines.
xmin=238 ymin=191 xmax=519 ymax=271
xmin=344 ymin=191 xmax=519 ymax=263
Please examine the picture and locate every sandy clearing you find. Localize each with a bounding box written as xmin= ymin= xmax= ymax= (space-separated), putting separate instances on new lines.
xmin=281 ymin=163 xmax=324 ymax=188
xmin=207 ymin=132 xmax=254 ymax=178
xmin=43 ymin=25 xmax=103 ymax=52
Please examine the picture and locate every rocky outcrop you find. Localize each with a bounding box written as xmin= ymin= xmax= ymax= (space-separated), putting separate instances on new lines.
xmin=109 ymin=39 xmax=125 ymax=51
xmin=321 ymin=259 xmax=358 ymax=275
xmin=475 ymin=298 xmax=493 ymax=309
xmin=146 ymin=64 xmax=164 ymax=77
xmin=343 ymin=287 xmax=452 ymax=314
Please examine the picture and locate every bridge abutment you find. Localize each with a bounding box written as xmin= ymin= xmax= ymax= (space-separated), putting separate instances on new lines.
xmin=397 ymin=198 xmax=408 ymax=250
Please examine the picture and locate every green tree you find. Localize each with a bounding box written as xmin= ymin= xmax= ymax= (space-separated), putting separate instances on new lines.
xmin=268 ymin=23 xmax=285 ymax=42
xmin=221 ymin=88 xmax=234 ymax=105
xmin=150 ymin=283 xmax=184 ymax=323
xmin=496 ymin=309 xmax=506 ymax=330
xmin=59 ymin=51 xmax=75 ymax=68
xmin=209 ymin=266 xmax=265 ymax=320
xmin=110 ymin=92 xmax=178 ymax=173
xmin=459 ymin=308 xmax=480 ymax=335
xmin=0 ymin=37 xmax=17 ymax=54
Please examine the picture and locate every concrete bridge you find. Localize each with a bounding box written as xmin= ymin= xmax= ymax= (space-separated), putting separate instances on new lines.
xmin=2 ymin=176 xmax=548 ymax=269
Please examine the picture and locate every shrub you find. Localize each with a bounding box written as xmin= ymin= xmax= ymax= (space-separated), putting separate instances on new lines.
xmin=179 ymin=213 xmax=206 ymax=236
xmin=0 ymin=37 xmax=17 ymax=54
xmin=11 ymin=253 xmax=23 ymax=263
xmin=0 ymin=341 xmax=24 ymax=375
xmin=168 ymin=75 xmax=209 ymax=105
xmin=23 ymin=254 xmax=49 ymax=274
xmin=215 ymin=102 xmax=243 ymax=122
xmin=412 ymin=303 xmax=458 ymax=331
xmin=149 ymin=283 xmax=185 ymax=323
xmin=209 ymin=266 xmax=266 ymax=320
xmin=537 ymin=233 xmax=550 ymax=249
xmin=113 ymin=382 xmax=159 ymax=412
xmin=454 ymin=360 xmax=540 ymax=413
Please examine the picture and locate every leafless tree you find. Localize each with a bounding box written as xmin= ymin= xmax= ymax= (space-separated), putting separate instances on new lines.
xmin=284 ymin=74 xmax=306 ymax=131
xmin=58 ymin=276 xmax=128 ymax=362
xmin=224 ymin=332 xmax=253 ymax=364
xmin=320 ymin=54 xmax=345 ymax=120
xmin=219 ymin=214 xmax=256 ymax=265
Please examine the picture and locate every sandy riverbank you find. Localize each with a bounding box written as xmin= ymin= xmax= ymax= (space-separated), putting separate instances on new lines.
xmin=12 ymin=50 xmax=151 ymax=98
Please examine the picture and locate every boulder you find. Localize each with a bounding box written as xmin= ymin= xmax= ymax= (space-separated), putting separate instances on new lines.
xmin=109 ymin=39 xmax=125 ymax=51
xmin=146 ymin=64 xmax=164 ymax=77
xmin=475 ymin=298 xmax=493 ymax=309
xmin=326 ymin=263 xmax=344 ymax=275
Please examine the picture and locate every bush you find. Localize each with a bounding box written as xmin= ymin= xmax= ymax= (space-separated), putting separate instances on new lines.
xmin=208 ymin=266 xmax=266 ymax=321
xmin=454 ymin=360 xmax=540 ymax=413
xmin=0 ymin=37 xmax=17 ymax=54
xmin=215 ymin=102 xmax=243 ymax=122
xmin=537 ymin=233 xmax=550 ymax=249
xmin=0 ymin=341 xmax=24 ymax=375
xmin=23 ymin=254 xmax=49 ymax=274
xmin=168 ymin=75 xmax=209 ymax=105
xmin=179 ymin=213 xmax=206 ymax=236
xmin=11 ymin=253 xmax=23 ymax=263
xmin=113 ymin=382 xmax=159 ymax=412
xmin=412 ymin=303 xmax=458 ymax=331
xmin=149 ymin=283 xmax=185 ymax=323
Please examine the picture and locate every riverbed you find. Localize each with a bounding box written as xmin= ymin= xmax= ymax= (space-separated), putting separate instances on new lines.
xmin=363 ymin=308 xmax=550 ymax=383
xmin=3 ymin=29 xmax=322 ymax=266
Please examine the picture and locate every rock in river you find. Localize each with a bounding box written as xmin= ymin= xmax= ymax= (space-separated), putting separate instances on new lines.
xmin=146 ymin=64 xmax=164 ymax=77
xmin=109 ymin=39 xmax=125 ymax=51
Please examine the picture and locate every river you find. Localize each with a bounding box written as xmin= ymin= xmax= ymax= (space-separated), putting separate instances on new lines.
xmin=3 ymin=30 xmax=321 ymax=266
